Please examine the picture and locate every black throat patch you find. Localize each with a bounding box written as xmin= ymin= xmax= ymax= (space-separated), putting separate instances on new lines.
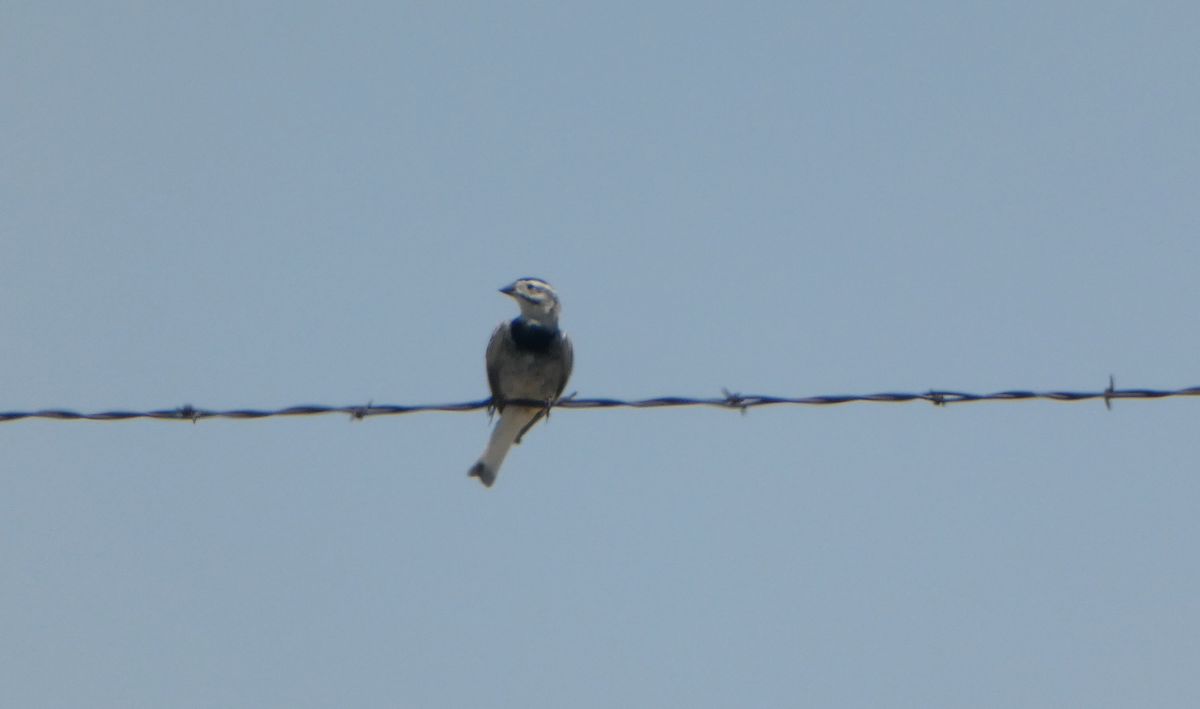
xmin=509 ymin=318 xmax=557 ymax=353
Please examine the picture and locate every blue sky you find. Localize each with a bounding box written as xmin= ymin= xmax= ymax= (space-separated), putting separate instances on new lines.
xmin=2 ymin=3 xmax=1198 ymax=707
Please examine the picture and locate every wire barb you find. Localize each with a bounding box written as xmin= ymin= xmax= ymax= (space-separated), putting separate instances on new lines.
xmin=2 ymin=382 xmax=1197 ymax=424
xmin=351 ymin=400 xmax=373 ymax=421
xmin=722 ymin=389 xmax=749 ymax=415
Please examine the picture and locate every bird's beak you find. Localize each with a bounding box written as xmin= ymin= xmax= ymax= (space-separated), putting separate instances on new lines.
xmin=499 ymin=283 xmax=518 ymax=297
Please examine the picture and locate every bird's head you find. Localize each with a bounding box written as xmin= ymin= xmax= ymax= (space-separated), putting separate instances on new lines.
xmin=500 ymin=278 xmax=562 ymax=328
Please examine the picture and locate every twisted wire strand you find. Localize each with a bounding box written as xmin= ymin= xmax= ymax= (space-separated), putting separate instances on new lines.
xmin=1 ymin=383 xmax=1197 ymax=424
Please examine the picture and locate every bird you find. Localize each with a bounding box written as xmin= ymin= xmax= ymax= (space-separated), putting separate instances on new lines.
xmin=468 ymin=278 xmax=574 ymax=487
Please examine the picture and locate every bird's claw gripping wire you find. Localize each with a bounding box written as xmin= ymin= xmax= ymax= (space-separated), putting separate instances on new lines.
xmin=515 ymin=393 xmax=572 ymax=444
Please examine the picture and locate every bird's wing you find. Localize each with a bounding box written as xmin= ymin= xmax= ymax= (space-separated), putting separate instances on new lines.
xmin=484 ymin=321 xmax=510 ymax=409
xmin=554 ymin=331 xmax=574 ymax=400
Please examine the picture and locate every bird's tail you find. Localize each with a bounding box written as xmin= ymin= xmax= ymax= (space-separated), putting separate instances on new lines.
xmin=468 ymin=406 xmax=541 ymax=487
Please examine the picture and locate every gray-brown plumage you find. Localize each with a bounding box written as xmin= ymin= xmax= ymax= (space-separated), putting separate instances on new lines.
xmin=468 ymin=278 xmax=573 ymax=487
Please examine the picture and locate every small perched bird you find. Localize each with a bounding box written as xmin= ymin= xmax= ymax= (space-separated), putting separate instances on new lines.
xmin=468 ymin=278 xmax=574 ymax=487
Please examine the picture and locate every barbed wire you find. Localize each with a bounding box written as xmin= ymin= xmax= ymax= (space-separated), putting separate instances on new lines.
xmin=1 ymin=379 xmax=1197 ymax=424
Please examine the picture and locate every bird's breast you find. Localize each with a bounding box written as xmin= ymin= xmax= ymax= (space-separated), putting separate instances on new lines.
xmin=508 ymin=318 xmax=558 ymax=353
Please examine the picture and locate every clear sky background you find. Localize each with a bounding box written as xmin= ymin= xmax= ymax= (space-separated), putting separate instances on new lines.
xmin=2 ymin=2 xmax=1198 ymax=707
